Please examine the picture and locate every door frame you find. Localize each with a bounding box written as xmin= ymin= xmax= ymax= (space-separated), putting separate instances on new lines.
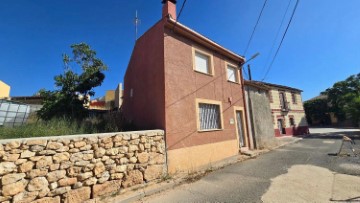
xmin=277 ymin=118 xmax=286 ymax=135
xmin=233 ymin=106 xmax=249 ymax=151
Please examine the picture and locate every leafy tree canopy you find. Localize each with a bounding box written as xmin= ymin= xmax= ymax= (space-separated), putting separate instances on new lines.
xmin=321 ymin=73 xmax=360 ymax=124
xmin=38 ymin=43 xmax=107 ymax=120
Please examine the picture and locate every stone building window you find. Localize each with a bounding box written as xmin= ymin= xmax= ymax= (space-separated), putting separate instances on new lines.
xmin=291 ymin=92 xmax=297 ymax=104
xmin=289 ymin=117 xmax=295 ymax=126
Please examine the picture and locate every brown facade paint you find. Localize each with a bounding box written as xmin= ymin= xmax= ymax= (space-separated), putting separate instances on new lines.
xmin=163 ymin=27 xmax=246 ymax=151
xmin=123 ymin=19 xmax=166 ymax=130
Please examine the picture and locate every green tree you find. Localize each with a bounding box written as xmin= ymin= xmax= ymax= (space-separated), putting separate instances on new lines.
xmin=322 ymin=73 xmax=360 ymax=125
xmin=38 ymin=43 xmax=107 ymax=120
xmin=304 ymin=98 xmax=330 ymax=125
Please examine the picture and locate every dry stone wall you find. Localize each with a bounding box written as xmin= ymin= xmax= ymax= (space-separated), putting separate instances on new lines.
xmin=0 ymin=130 xmax=166 ymax=203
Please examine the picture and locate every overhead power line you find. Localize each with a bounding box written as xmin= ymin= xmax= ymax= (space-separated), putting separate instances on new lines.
xmin=261 ymin=0 xmax=300 ymax=81
xmin=243 ymin=0 xmax=268 ymax=57
xmin=261 ymin=0 xmax=292 ymax=77
xmin=172 ymin=0 xmax=188 ymax=31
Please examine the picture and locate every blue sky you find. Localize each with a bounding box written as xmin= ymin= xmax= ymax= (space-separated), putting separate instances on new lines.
xmin=0 ymin=0 xmax=359 ymax=100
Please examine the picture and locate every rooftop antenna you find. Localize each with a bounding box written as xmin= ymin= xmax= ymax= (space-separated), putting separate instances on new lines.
xmin=134 ymin=10 xmax=140 ymax=41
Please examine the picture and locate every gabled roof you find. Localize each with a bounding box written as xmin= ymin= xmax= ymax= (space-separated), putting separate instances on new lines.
xmin=164 ymin=17 xmax=245 ymax=63
xmin=245 ymin=80 xmax=303 ymax=92
xmin=244 ymin=80 xmax=271 ymax=90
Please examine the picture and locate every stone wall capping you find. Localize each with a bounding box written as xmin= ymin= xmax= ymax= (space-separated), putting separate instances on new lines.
xmin=0 ymin=130 xmax=164 ymax=144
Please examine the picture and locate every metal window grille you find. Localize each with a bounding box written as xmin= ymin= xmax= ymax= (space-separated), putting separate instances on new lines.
xmin=199 ymin=103 xmax=221 ymax=130
xmin=0 ymin=99 xmax=30 ymax=127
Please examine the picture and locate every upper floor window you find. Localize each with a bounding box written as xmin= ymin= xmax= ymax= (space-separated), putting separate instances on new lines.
xmin=194 ymin=51 xmax=211 ymax=74
xmin=226 ymin=64 xmax=238 ymax=83
xmin=267 ymin=91 xmax=273 ymax=103
xmin=291 ymin=92 xmax=297 ymax=104
xmin=193 ymin=47 xmax=214 ymax=76
xmin=279 ymin=91 xmax=287 ymax=108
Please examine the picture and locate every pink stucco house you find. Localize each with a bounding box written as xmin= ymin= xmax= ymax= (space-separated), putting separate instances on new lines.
xmin=123 ymin=0 xmax=250 ymax=173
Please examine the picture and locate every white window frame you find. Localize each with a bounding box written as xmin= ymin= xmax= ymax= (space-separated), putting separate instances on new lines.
xmin=196 ymin=99 xmax=223 ymax=132
xmin=192 ymin=47 xmax=214 ymax=76
xmin=226 ymin=62 xmax=239 ymax=83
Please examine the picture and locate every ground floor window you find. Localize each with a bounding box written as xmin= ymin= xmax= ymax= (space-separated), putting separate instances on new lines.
xmin=289 ymin=117 xmax=295 ymax=126
xmin=198 ymin=103 xmax=222 ymax=130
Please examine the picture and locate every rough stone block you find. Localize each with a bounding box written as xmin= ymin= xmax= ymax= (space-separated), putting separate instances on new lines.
xmin=92 ymin=180 xmax=122 ymax=198
xmin=46 ymin=142 xmax=63 ymax=150
xmin=26 ymin=140 xmax=47 ymax=146
xmin=46 ymin=170 xmax=66 ymax=183
xmin=64 ymin=187 xmax=91 ymax=203
xmin=19 ymin=161 xmax=34 ymax=172
xmin=77 ymin=172 xmax=93 ymax=181
xmin=53 ymin=152 xmax=70 ymax=163
xmin=20 ymin=150 xmax=35 ymax=158
xmin=27 ymin=169 xmax=48 ymax=178
xmin=2 ymin=179 xmax=28 ymax=196
xmin=36 ymin=156 xmax=53 ymax=169
xmin=122 ymin=170 xmax=143 ymax=188
xmin=144 ymin=165 xmax=164 ymax=181
xmin=32 ymin=196 xmax=60 ymax=203
xmin=58 ymin=178 xmax=77 ymax=187
xmin=27 ymin=177 xmax=49 ymax=191
xmin=94 ymin=162 xmax=105 ymax=176
xmin=13 ymin=191 xmax=38 ymax=203
xmin=0 ymin=162 xmax=16 ymax=175
xmin=2 ymin=173 xmax=26 ymax=185
xmin=137 ymin=152 xmax=149 ymax=163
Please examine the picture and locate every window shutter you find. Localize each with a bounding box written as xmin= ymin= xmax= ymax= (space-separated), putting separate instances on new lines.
xmin=227 ymin=66 xmax=237 ymax=82
xmin=195 ymin=52 xmax=209 ymax=74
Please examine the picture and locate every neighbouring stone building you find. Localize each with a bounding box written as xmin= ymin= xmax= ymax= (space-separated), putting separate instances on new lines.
xmin=123 ymin=0 xmax=250 ymax=173
xmin=249 ymin=81 xmax=309 ymax=136
xmin=244 ymin=81 xmax=278 ymax=149
xmin=0 ymin=130 xmax=166 ymax=203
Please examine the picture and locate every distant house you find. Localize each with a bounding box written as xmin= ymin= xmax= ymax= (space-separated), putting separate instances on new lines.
xmin=123 ymin=0 xmax=250 ymax=172
xmin=249 ymin=81 xmax=309 ymax=136
xmin=89 ymin=83 xmax=123 ymax=111
xmin=0 ymin=80 xmax=10 ymax=99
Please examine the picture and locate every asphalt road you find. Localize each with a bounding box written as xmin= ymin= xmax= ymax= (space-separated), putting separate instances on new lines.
xmin=139 ymin=128 xmax=360 ymax=203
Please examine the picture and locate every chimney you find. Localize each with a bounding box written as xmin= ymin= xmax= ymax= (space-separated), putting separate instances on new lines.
xmin=162 ymin=0 xmax=177 ymax=20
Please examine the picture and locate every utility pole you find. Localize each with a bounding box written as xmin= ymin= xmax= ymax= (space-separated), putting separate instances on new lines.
xmin=248 ymin=64 xmax=252 ymax=81
xmin=134 ymin=10 xmax=140 ymax=41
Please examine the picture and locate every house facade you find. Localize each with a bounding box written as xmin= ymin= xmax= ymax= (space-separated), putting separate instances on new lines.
xmin=256 ymin=81 xmax=309 ymax=136
xmin=123 ymin=0 xmax=250 ymax=173
xmin=0 ymin=80 xmax=10 ymax=99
